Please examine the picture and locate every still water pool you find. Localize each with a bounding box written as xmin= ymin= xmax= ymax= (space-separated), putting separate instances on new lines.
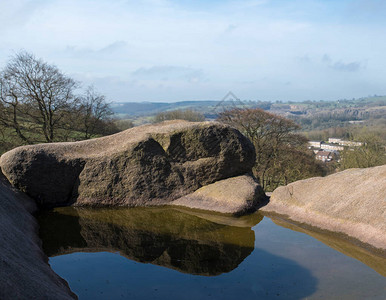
xmin=37 ymin=207 xmax=386 ymax=300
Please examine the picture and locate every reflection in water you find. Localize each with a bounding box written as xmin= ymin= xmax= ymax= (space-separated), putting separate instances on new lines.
xmin=38 ymin=207 xmax=262 ymax=276
xmin=266 ymin=214 xmax=386 ymax=277
xmin=37 ymin=207 xmax=386 ymax=300
xmin=38 ymin=208 xmax=322 ymax=299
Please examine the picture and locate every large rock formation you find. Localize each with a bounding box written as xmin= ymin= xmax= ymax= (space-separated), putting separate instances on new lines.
xmin=261 ymin=165 xmax=386 ymax=250
xmin=0 ymin=173 xmax=76 ymax=299
xmin=0 ymin=121 xmax=261 ymax=213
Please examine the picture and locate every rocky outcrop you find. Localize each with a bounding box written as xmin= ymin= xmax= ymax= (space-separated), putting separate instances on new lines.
xmin=260 ymin=165 xmax=386 ymax=250
xmin=171 ymin=175 xmax=266 ymax=214
xmin=0 ymin=173 xmax=76 ymax=299
xmin=0 ymin=121 xmax=260 ymax=213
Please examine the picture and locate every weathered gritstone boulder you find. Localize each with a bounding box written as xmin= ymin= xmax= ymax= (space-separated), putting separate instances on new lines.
xmin=261 ymin=165 xmax=386 ymax=250
xmin=0 ymin=121 xmax=258 ymax=211
xmin=0 ymin=173 xmax=76 ymax=299
xmin=171 ymin=175 xmax=266 ymax=215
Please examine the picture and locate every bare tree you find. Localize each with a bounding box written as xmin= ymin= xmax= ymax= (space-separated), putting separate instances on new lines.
xmin=218 ymin=108 xmax=323 ymax=190
xmin=0 ymin=51 xmax=121 ymax=153
xmin=0 ymin=75 xmax=30 ymax=143
xmin=1 ymin=51 xmax=78 ymax=142
xmin=79 ymin=86 xmax=116 ymax=139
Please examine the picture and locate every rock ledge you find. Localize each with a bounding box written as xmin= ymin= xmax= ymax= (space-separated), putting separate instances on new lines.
xmin=261 ymin=165 xmax=386 ymax=250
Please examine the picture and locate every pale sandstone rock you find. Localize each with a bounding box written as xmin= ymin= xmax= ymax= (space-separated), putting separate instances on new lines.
xmin=171 ymin=175 xmax=266 ymax=214
xmin=261 ymin=165 xmax=386 ymax=250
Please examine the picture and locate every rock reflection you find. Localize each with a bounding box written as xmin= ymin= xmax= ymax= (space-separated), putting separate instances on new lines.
xmin=267 ymin=215 xmax=386 ymax=276
xmin=38 ymin=207 xmax=263 ymax=276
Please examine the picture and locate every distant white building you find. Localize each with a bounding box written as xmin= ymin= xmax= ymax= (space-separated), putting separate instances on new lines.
xmin=340 ymin=140 xmax=363 ymax=147
xmin=328 ymin=137 xmax=363 ymax=147
xmin=308 ymin=141 xmax=321 ymax=148
xmin=321 ymin=143 xmax=344 ymax=151
xmin=309 ymin=138 xmax=362 ymax=153
xmin=328 ymin=138 xmax=341 ymax=144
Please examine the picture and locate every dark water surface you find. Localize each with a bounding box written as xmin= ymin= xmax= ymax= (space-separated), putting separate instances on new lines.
xmin=37 ymin=207 xmax=386 ymax=300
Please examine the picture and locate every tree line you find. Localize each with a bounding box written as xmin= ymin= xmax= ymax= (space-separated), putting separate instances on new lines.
xmin=153 ymin=109 xmax=205 ymax=123
xmin=340 ymin=131 xmax=386 ymax=170
xmin=0 ymin=51 xmax=118 ymax=153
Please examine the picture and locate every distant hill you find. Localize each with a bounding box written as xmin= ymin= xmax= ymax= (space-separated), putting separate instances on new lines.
xmin=111 ymin=100 xmax=218 ymax=117
xmin=110 ymin=96 xmax=386 ymax=132
xmin=111 ymin=100 xmax=272 ymax=119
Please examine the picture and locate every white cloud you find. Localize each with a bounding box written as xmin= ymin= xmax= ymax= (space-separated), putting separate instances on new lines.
xmin=132 ymin=65 xmax=204 ymax=82
xmin=0 ymin=0 xmax=386 ymax=101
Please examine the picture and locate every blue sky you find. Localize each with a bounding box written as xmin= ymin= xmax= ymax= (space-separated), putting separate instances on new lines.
xmin=1 ymin=0 xmax=386 ymax=102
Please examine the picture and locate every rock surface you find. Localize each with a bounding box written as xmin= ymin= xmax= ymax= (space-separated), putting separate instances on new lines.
xmin=0 ymin=173 xmax=76 ymax=299
xmin=171 ymin=175 xmax=266 ymax=214
xmin=0 ymin=121 xmax=257 ymax=211
xmin=260 ymin=165 xmax=386 ymax=250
